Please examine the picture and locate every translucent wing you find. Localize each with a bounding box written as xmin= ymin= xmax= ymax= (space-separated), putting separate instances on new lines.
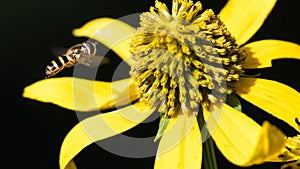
xmin=77 ymin=53 xmax=109 ymax=67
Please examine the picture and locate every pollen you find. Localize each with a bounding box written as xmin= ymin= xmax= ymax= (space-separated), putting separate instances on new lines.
xmin=130 ymin=0 xmax=246 ymax=117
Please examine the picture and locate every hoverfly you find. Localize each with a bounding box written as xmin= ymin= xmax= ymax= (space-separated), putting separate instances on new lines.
xmin=45 ymin=41 xmax=109 ymax=77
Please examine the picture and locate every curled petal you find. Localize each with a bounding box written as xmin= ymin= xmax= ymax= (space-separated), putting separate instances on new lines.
xmin=203 ymin=104 xmax=286 ymax=166
xmin=59 ymin=102 xmax=155 ymax=169
xmin=219 ymin=0 xmax=277 ymax=45
xmin=235 ymin=78 xmax=300 ymax=132
xmin=23 ymin=77 xmax=138 ymax=111
xmin=73 ymin=18 xmax=136 ymax=66
xmin=242 ymin=40 xmax=300 ymax=68
xmin=154 ymin=113 xmax=201 ymax=169
xmin=65 ymin=161 xmax=76 ymax=169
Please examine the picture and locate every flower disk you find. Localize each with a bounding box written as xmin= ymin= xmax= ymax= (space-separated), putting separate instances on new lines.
xmin=130 ymin=0 xmax=246 ymax=117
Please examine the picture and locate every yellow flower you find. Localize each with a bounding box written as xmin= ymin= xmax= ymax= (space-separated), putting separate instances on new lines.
xmin=23 ymin=0 xmax=300 ymax=169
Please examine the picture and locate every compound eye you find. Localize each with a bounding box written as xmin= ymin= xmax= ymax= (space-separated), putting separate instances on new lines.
xmin=83 ymin=41 xmax=97 ymax=55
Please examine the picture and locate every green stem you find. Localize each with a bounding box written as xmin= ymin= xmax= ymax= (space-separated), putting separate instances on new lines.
xmin=197 ymin=112 xmax=218 ymax=169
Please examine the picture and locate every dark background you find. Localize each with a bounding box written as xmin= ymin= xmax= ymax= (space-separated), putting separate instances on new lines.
xmin=4 ymin=0 xmax=300 ymax=169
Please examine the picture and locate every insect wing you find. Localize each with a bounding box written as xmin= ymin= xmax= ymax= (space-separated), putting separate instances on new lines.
xmin=77 ymin=53 xmax=109 ymax=67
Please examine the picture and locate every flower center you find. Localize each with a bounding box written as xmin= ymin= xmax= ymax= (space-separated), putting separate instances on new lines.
xmin=130 ymin=0 xmax=246 ymax=117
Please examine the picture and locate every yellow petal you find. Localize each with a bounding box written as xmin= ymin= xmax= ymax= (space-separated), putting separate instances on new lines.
xmin=23 ymin=77 xmax=138 ymax=111
xmin=154 ymin=113 xmax=201 ymax=169
xmin=268 ymin=147 xmax=300 ymax=162
xmin=219 ymin=0 xmax=276 ymax=45
xmin=235 ymin=77 xmax=300 ymax=132
xmin=242 ymin=40 xmax=300 ymax=68
xmin=65 ymin=161 xmax=76 ymax=169
xmin=73 ymin=18 xmax=136 ymax=66
xmin=203 ymin=104 xmax=286 ymax=166
xmin=59 ymin=102 xmax=155 ymax=169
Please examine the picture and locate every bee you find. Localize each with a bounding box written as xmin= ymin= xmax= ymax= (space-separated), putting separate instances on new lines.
xmin=45 ymin=41 xmax=109 ymax=77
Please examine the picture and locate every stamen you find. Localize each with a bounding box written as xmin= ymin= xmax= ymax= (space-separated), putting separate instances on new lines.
xmin=281 ymin=134 xmax=300 ymax=169
xmin=130 ymin=0 xmax=246 ymax=117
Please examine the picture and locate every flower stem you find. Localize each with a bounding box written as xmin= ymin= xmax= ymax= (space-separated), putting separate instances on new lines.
xmin=197 ymin=112 xmax=218 ymax=169
xmin=203 ymin=136 xmax=218 ymax=169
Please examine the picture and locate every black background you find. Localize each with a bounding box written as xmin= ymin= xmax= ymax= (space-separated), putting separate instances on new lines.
xmin=4 ymin=0 xmax=300 ymax=169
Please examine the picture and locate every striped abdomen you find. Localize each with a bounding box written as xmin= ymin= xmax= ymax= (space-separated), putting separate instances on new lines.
xmin=45 ymin=54 xmax=76 ymax=78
